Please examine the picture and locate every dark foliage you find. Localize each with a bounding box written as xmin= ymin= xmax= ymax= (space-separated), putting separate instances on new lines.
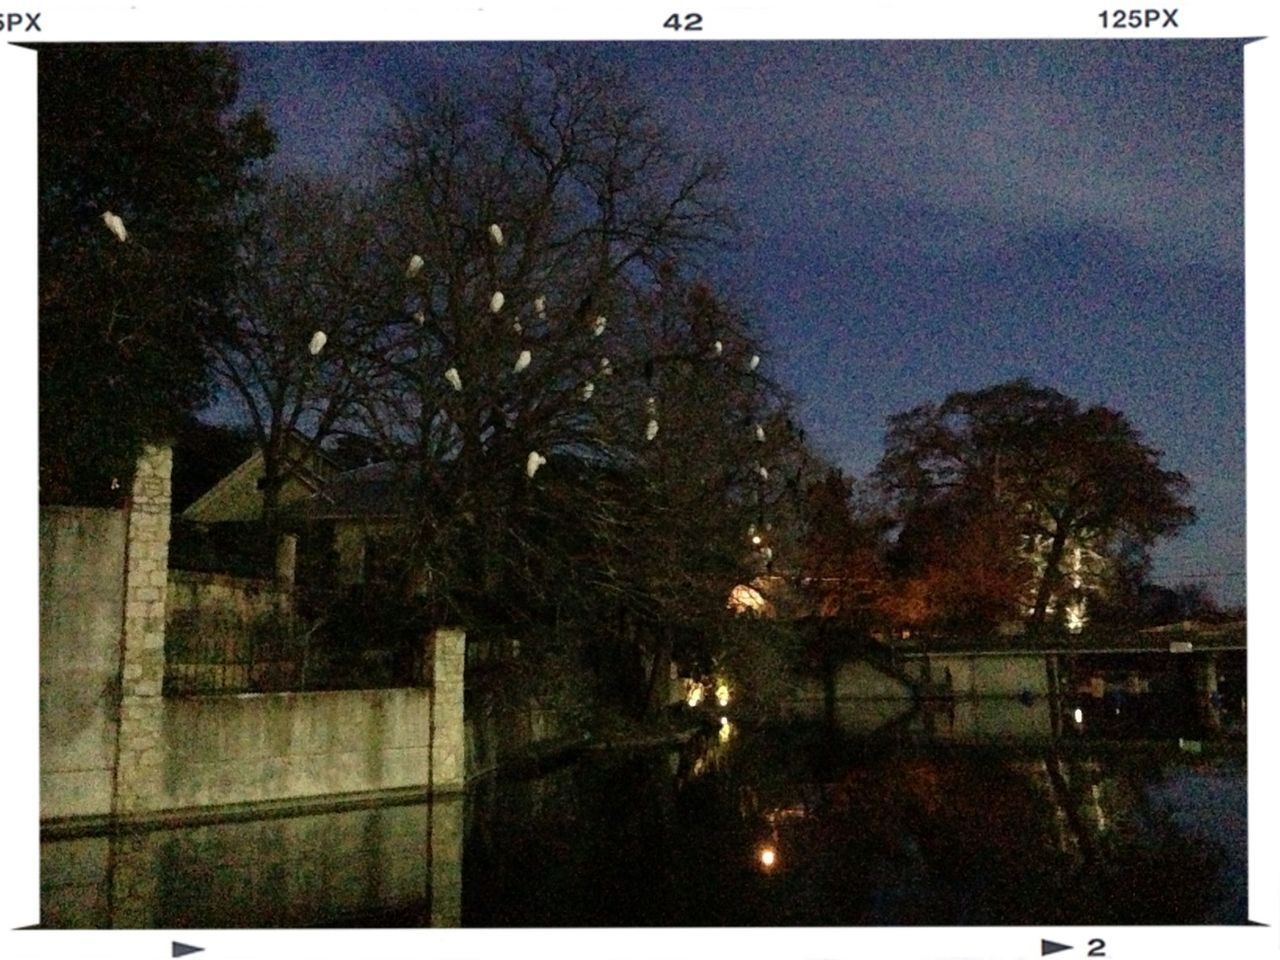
xmin=39 ymin=43 xmax=273 ymax=504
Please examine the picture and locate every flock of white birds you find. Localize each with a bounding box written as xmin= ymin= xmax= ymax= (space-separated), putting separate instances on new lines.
xmin=103 ymin=211 xmax=776 ymax=559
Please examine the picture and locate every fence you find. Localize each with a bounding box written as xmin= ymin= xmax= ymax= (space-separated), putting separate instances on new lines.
xmin=163 ymin=571 xmax=427 ymax=695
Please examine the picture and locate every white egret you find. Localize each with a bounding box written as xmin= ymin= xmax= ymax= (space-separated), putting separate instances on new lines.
xmin=405 ymin=254 xmax=424 ymax=278
xmin=444 ymin=367 xmax=463 ymax=392
xmin=526 ymin=451 xmax=547 ymax=478
xmin=308 ymin=331 xmax=327 ymax=356
xmin=513 ymin=349 xmax=532 ymax=373
xmin=489 ymin=223 xmax=504 ymax=247
xmin=102 ymin=211 xmax=127 ymax=243
xmin=646 ymin=419 xmax=660 ymax=441
xmin=490 ymin=291 xmax=505 ymax=313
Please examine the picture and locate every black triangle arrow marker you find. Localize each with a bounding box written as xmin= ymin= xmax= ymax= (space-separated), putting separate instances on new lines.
xmin=1042 ymin=940 xmax=1072 ymax=956
xmin=172 ymin=943 xmax=205 ymax=958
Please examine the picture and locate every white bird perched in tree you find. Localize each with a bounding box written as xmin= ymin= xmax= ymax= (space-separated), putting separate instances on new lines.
xmin=748 ymin=354 xmax=760 ymax=371
xmin=645 ymin=396 xmax=657 ymax=414
xmin=513 ymin=349 xmax=532 ymax=373
xmin=534 ymin=295 xmax=547 ymax=317
xmin=512 ymin=319 xmax=523 ymax=334
xmin=646 ymin=419 xmax=659 ymax=441
xmin=713 ymin=340 xmax=723 ymax=356
xmin=526 ymin=450 xmax=546 ymax=478
xmin=489 ymin=223 xmax=504 ymax=247
xmin=444 ymin=367 xmax=463 ymax=392
xmin=593 ymin=316 xmax=607 ymax=337
xmin=761 ymin=546 xmax=773 ymax=562
xmin=414 ymin=310 xmax=426 ymax=325
xmin=308 ymin=331 xmax=327 ymax=356
xmin=405 ymin=254 xmax=424 ymax=278
xmin=599 ymin=357 xmax=613 ymax=376
xmin=579 ymin=381 xmax=595 ymax=400
xmin=102 ymin=211 xmax=127 ymax=243
xmin=754 ymin=424 xmax=766 ymax=443
xmin=757 ymin=465 xmax=769 ymax=481
xmin=490 ymin=291 xmax=505 ymax=314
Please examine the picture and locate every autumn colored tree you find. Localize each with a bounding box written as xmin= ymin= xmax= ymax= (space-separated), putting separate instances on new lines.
xmin=875 ymin=380 xmax=1196 ymax=634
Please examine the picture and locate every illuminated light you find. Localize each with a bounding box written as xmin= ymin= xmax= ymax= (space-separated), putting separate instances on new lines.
xmin=727 ymin=584 xmax=767 ymax=614
xmin=716 ymin=683 xmax=731 ymax=707
xmin=686 ymin=681 xmax=705 ymax=708
xmin=759 ymin=847 xmax=777 ymax=868
xmin=308 ymin=330 xmax=327 ymax=356
xmin=720 ymin=715 xmax=729 ymax=727
xmin=718 ymin=718 xmax=733 ymax=743
xmin=1065 ymin=600 xmax=1087 ymax=634
xmin=751 ymin=535 xmax=762 ymax=545
xmin=102 ymin=211 xmax=128 ymax=242
xmin=1073 ymin=708 xmax=1083 ymax=724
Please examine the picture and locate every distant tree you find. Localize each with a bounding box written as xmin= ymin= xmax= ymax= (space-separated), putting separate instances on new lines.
xmin=39 ymin=43 xmax=273 ymax=504
xmin=875 ymin=380 xmax=1196 ymax=634
xmin=798 ymin=468 xmax=891 ymax=624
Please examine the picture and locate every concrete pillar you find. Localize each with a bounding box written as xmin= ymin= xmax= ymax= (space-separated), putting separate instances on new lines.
xmin=274 ymin=532 xmax=298 ymax=591
xmin=112 ymin=444 xmax=173 ymax=816
xmin=429 ymin=627 xmax=466 ymax=792
xmin=1195 ymin=653 xmax=1221 ymax=733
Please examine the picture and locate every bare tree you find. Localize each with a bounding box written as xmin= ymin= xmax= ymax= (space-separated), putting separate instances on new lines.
xmin=210 ymin=174 xmax=383 ymax=530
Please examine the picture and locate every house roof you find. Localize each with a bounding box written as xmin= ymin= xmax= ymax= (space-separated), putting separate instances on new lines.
xmin=282 ymin=460 xmax=419 ymax=522
xmin=180 ymin=435 xmax=338 ymax=524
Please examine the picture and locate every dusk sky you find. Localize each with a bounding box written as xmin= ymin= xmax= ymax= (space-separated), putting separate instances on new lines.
xmin=230 ymin=40 xmax=1246 ymax=606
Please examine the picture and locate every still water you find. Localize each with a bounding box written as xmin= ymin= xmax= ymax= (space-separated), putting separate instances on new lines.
xmin=41 ymin=702 xmax=1246 ymax=928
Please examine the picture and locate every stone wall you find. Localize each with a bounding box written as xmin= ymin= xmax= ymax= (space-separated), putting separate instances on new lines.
xmin=923 ymin=652 xmax=1052 ymax=699
xmin=40 ymin=443 xmax=468 ymax=828
xmin=39 ymin=507 xmax=128 ymax=819
xmin=114 ymin=445 xmax=175 ymax=817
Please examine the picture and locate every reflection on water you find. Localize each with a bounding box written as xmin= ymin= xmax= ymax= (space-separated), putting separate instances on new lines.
xmin=41 ymin=797 xmax=463 ymax=928
xmin=41 ymin=710 xmax=1246 ymax=928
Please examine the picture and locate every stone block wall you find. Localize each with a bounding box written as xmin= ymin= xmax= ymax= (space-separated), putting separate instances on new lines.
xmin=41 ymin=443 xmax=469 ymax=825
xmin=113 ymin=444 xmax=174 ymax=816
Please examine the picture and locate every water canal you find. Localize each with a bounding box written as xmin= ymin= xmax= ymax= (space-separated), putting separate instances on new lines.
xmin=41 ymin=692 xmax=1246 ymax=928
